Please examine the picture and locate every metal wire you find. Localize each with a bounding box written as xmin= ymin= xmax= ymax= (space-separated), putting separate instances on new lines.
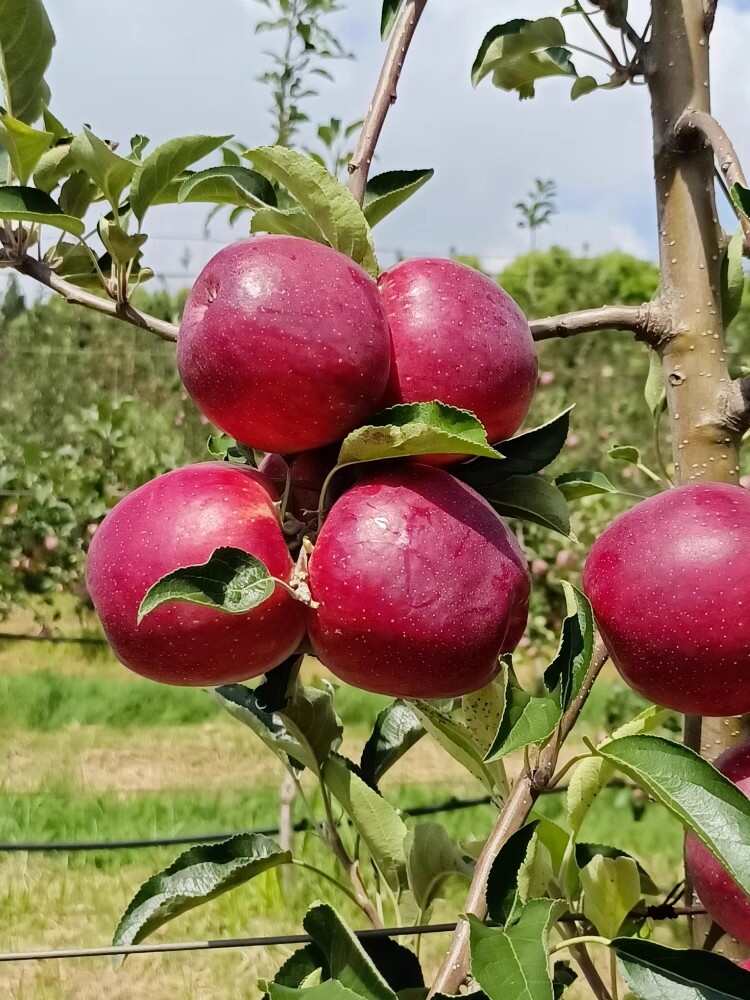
xmin=0 ymin=795 xmax=493 ymax=853
xmin=0 ymin=923 xmax=458 ymax=964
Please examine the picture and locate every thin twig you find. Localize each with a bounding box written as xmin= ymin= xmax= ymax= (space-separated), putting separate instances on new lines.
xmin=674 ymin=108 xmax=750 ymax=248
xmin=347 ymin=0 xmax=428 ymax=205
xmin=590 ymin=1 xmax=644 ymax=50
xmin=429 ymin=640 xmax=611 ymax=996
xmin=13 ymin=255 xmax=179 ymax=343
xmin=579 ymin=5 xmax=622 ymax=67
xmin=530 ymin=303 xmax=664 ymax=345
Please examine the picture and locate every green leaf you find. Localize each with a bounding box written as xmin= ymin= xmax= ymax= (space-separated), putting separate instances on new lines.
xmin=137 ymin=546 xmax=275 ymax=623
xmin=405 ymin=822 xmax=473 ymax=911
xmin=322 ymin=756 xmax=407 ymax=889
xmin=265 ymin=944 xmax=328 ymax=996
xmin=0 ymin=184 xmax=84 ymax=236
xmin=42 ymin=107 xmax=70 ymax=141
xmin=381 ymin=0 xmax=403 ymax=39
xmin=33 ymin=141 xmax=73 ymax=192
xmin=363 ymin=169 xmax=434 ymax=227
xmin=411 ymin=697 xmax=503 ymax=796
xmin=580 ymin=854 xmax=640 ymax=938
xmin=305 ymin=903 xmax=397 ymax=1000
xmin=485 ymin=821 xmax=539 ymax=924
xmin=555 ymin=470 xmax=617 ymax=500
xmin=215 ymin=682 xmax=342 ymax=775
xmin=479 ymin=475 xmax=570 ymax=536
xmin=485 ymin=666 xmax=561 ymax=761
xmin=113 ymin=833 xmax=291 ymax=946
xmin=730 ymin=182 xmax=750 ymax=220
xmin=251 ymin=204 xmax=329 ymax=242
xmin=98 ymin=218 xmax=147 ymax=267
xmin=43 ymin=241 xmax=101 ymax=291
xmin=58 ymin=170 xmax=95 ymax=217
xmin=644 ymin=350 xmax=667 ymax=417
xmin=462 ymin=677 xmax=508 ymax=759
xmin=177 ymin=165 xmax=275 ymax=208
xmin=339 ymin=402 xmax=503 ymax=465
xmin=543 ymin=582 xmax=593 ymax=710
xmin=598 ymin=734 xmax=750 ymax=896
xmin=472 ymin=19 xmax=575 ymax=99
xmin=360 ymin=938 xmax=424 ymax=995
xmin=70 ymin=128 xmax=136 ymax=211
xmin=575 ymin=844 xmax=659 ymax=896
xmin=269 ymin=984 xmax=365 ymax=1000
xmin=608 ymin=443 xmax=662 ymax=483
xmin=458 ymin=406 xmax=573 ymax=487
xmin=0 ymin=111 xmax=53 ymax=183
xmin=469 ymin=900 xmax=566 ymax=1000
xmin=129 ymin=133 xmax=231 ymax=220
xmin=567 ymin=756 xmax=614 ymax=834
xmin=360 ymin=701 xmax=424 ymax=788
xmin=612 ymin=937 xmax=750 ymax=1000
xmin=570 ymin=75 xmax=598 ymax=100
xmin=721 ymin=228 xmax=745 ymax=328
xmin=245 ymin=145 xmax=378 ymax=276
xmin=566 ymin=706 xmax=666 ymax=833
xmin=0 ymin=0 xmax=55 ymax=123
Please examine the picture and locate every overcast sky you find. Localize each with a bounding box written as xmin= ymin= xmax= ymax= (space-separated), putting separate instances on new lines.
xmin=28 ymin=0 xmax=750 ymax=282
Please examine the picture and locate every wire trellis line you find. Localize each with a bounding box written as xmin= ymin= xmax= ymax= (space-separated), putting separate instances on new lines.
xmin=0 ymin=795 xmax=494 ymax=853
xmin=0 ymin=923 xmax=458 ymax=964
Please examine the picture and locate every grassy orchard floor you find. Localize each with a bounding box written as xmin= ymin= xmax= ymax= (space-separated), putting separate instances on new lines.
xmin=0 ymin=608 xmax=685 ymax=999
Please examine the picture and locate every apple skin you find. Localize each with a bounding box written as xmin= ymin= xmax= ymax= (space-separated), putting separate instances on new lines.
xmin=378 ymin=258 xmax=537 ymax=450
xmin=307 ymin=463 xmax=530 ymax=698
xmin=86 ymin=462 xmax=306 ymax=686
xmin=178 ymin=236 xmax=391 ymax=453
xmin=685 ymin=742 xmax=750 ymax=946
xmin=583 ymin=482 xmax=750 ymax=716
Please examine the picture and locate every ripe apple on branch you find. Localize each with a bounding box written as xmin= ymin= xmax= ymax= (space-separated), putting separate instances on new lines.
xmin=6 ymin=0 xmax=750 ymax=997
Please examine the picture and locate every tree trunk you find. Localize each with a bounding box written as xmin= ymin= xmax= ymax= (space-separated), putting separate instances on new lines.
xmin=646 ymin=0 xmax=749 ymax=958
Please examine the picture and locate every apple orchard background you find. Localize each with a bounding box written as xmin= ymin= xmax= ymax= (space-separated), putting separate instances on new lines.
xmin=2 ymin=3 xmax=750 ymax=999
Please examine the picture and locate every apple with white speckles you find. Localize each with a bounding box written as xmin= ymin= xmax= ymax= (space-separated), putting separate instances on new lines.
xmin=86 ymin=463 xmax=306 ymax=686
xmin=178 ymin=236 xmax=391 ymax=453
xmin=307 ymin=463 xmax=530 ymax=698
xmin=583 ymin=482 xmax=750 ymax=716
xmin=378 ymin=258 xmax=537 ymax=454
xmin=686 ymin=741 xmax=750 ymax=945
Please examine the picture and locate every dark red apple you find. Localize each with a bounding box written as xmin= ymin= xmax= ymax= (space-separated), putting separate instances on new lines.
xmin=307 ymin=463 xmax=530 ymax=698
xmin=86 ymin=462 xmax=305 ymax=686
xmin=583 ymin=482 xmax=750 ymax=716
xmin=178 ymin=236 xmax=391 ymax=453
xmin=378 ymin=258 xmax=537 ymax=448
xmin=686 ymin=741 xmax=750 ymax=945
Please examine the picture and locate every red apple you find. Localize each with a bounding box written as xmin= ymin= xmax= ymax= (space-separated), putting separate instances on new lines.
xmin=378 ymin=259 xmax=537 ymax=448
xmin=86 ymin=462 xmax=306 ymax=686
xmin=307 ymin=463 xmax=530 ymax=698
xmin=178 ymin=236 xmax=391 ymax=453
xmin=685 ymin=741 xmax=750 ymax=945
xmin=583 ymin=482 xmax=750 ymax=716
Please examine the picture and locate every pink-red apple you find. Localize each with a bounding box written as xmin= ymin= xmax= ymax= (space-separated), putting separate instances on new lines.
xmin=583 ymin=482 xmax=750 ymax=716
xmin=307 ymin=463 xmax=530 ymax=698
xmin=378 ymin=258 xmax=537 ymax=448
xmin=86 ymin=462 xmax=306 ymax=686
xmin=178 ymin=236 xmax=391 ymax=453
xmin=686 ymin=741 xmax=750 ymax=945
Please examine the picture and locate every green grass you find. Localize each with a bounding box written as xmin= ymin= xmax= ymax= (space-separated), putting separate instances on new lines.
xmin=0 ymin=668 xmax=389 ymax=731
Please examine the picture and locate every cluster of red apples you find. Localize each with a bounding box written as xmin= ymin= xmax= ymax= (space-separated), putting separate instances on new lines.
xmin=86 ymin=233 xmax=750 ymax=949
xmin=87 ymin=235 xmax=538 ymax=698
